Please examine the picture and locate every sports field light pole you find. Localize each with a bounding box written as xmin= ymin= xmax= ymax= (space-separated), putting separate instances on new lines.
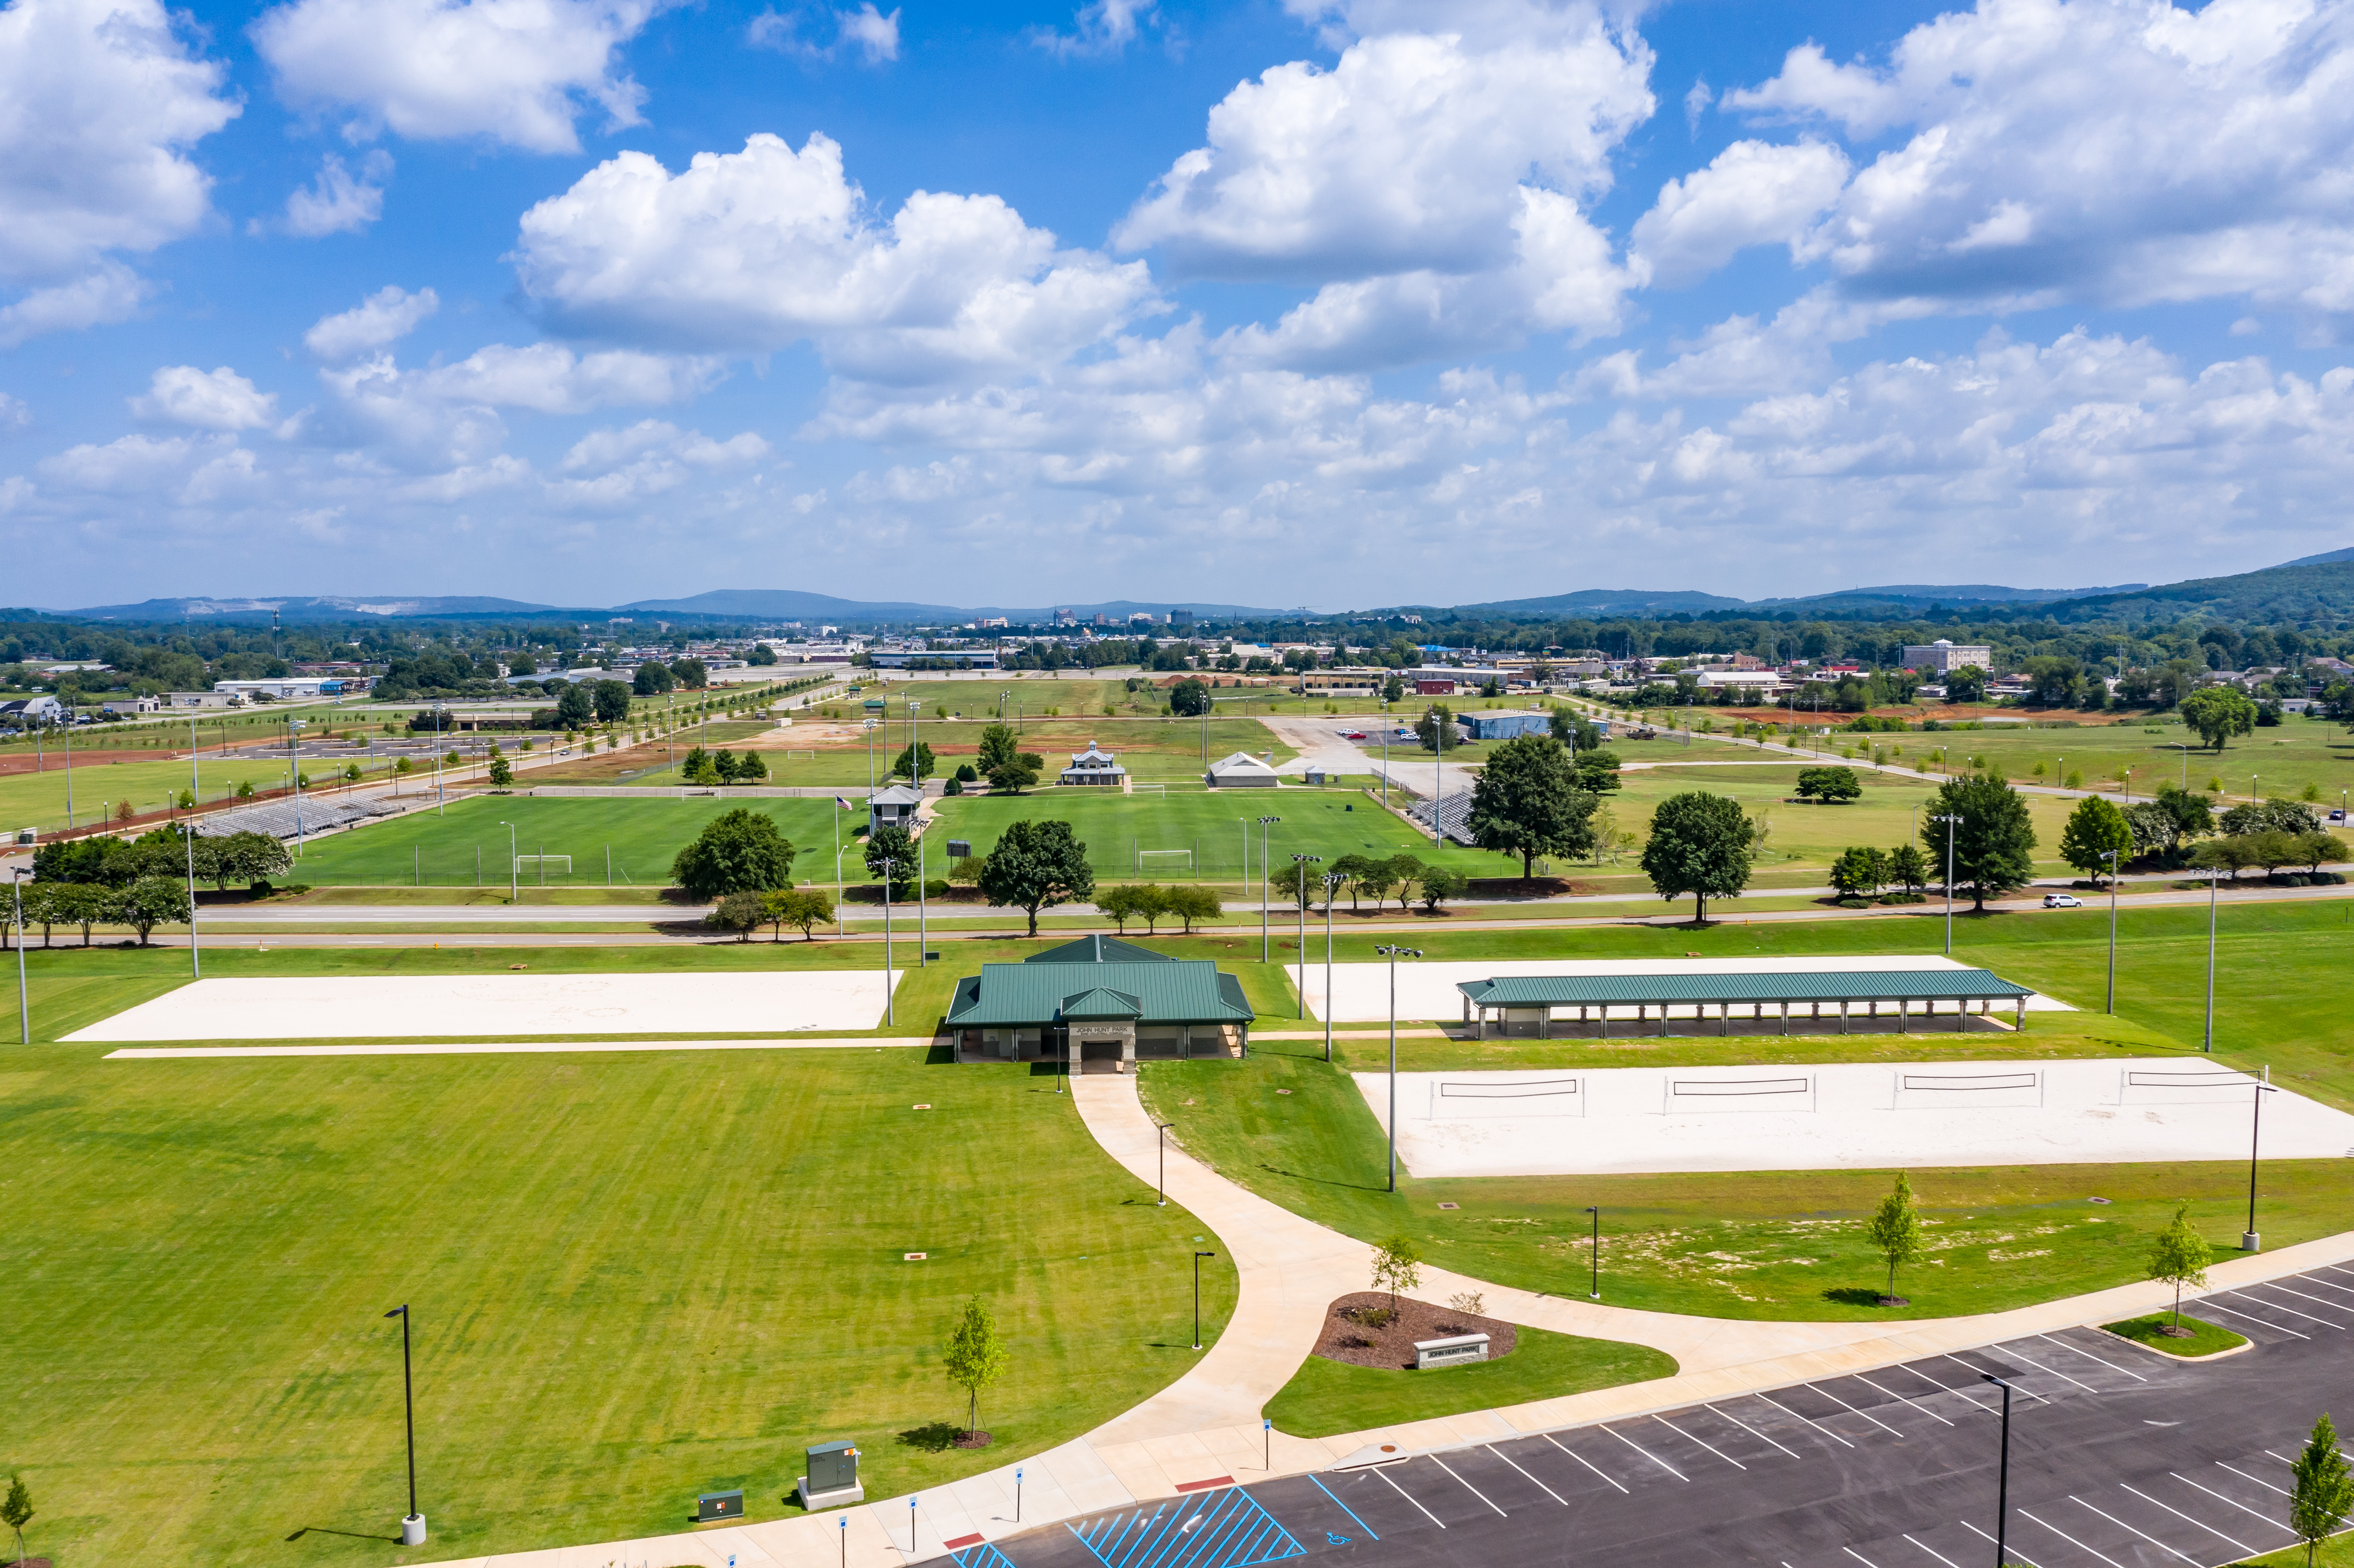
xmin=499 ymin=820 xmax=516 ymax=902
xmin=288 ymin=718 xmax=309 ymax=851
xmin=383 ymin=1303 xmax=425 ymax=1546
xmin=1584 ymin=1206 xmax=1600 ymax=1298
xmin=12 ymin=869 xmax=29 ymax=1045
xmin=1292 ymin=853 xmax=1320 ymax=1017
xmin=1931 ymin=812 xmax=1961 ymax=955
xmin=1982 ymin=1374 xmax=2013 ymax=1568
xmin=876 ymin=856 xmax=897 ymax=1026
xmin=1375 ymin=943 xmax=1419 ymax=1193
xmin=1156 ymin=1121 xmax=1172 ymax=1206
xmin=2203 ymin=866 xmax=2220 ymax=1052
xmin=2101 ymin=848 xmax=2120 ymax=1013
xmin=1321 ymin=871 xmax=1343 ymax=1062
xmin=1192 ymin=1248 xmax=1215 ymax=1349
xmin=186 ymin=710 xmax=201 ymax=978
xmin=1257 ymin=815 xmax=1280 ymax=962
xmin=2245 ymin=1071 xmax=2278 ymax=1251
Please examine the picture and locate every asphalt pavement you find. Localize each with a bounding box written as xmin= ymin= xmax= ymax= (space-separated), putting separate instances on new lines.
xmin=932 ymin=1263 xmax=2354 ymax=1568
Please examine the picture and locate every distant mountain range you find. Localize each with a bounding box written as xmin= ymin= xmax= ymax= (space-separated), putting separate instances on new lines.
xmin=29 ymin=558 xmax=2354 ymax=629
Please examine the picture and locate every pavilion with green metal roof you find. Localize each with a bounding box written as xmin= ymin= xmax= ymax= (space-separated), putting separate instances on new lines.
xmin=1455 ymin=967 xmax=2038 ymax=1040
xmin=946 ymin=935 xmax=1257 ymax=1069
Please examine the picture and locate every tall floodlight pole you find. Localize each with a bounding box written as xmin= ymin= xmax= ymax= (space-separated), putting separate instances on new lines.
xmin=1375 ymin=944 xmax=1419 ymax=1192
xmin=2245 ymin=1071 xmax=2278 ymax=1251
xmin=2101 ymin=848 xmax=2119 ymax=1013
xmin=2204 ymin=867 xmax=2220 ymax=1052
xmin=877 ymin=857 xmax=897 ymax=1026
xmin=1292 ymin=854 xmax=1320 ymax=1018
xmin=12 ymin=870 xmax=28 ymax=1045
xmin=62 ymin=708 xmax=73 ymax=830
xmin=187 ymin=710 xmax=201 ymax=978
xmin=1321 ymin=872 xmax=1343 ymax=1063
xmin=1931 ymin=813 xmax=1960 ymax=955
xmin=383 ymin=1304 xmax=424 ymax=1546
xmin=1982 ymin=1376 xmax=2013 ymax=1568
xmin=287 ymin=717 xmax=310 ymax=852
xmin=500 ymin=820 xmax=517 ymax=902
xmin=1257 ymin=816 xmax=1280 ymax=962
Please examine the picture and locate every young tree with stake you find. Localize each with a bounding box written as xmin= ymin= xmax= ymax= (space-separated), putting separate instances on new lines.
xmin=943 ymin=1297 xmax=1009 ymax=1442
xmin=1370 ymin=1235 xmax=1423 ymax=1322
xmin=2146 ymin=1203 xmax=2211 ymax=1336
xmin=2291 ymin=1413 xmax=2353 ymax=1568
xmin=1864 ymin=1172 xmax=1924 ymax=1305
xmin=2 ymin=1474 xmax=30 ymax=1568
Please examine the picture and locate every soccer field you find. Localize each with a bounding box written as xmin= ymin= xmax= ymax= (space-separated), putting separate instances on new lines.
xmin=289 ymin=793 xmax=855 ymax=887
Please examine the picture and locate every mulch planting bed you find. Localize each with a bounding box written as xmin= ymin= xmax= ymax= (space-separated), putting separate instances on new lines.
xmin=1312 ymin=1291 xmax=1518 ymax=1371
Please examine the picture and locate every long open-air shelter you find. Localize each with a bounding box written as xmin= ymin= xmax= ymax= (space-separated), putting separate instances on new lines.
xmin=1455 ymin=968 xmax=2038 ymax=1039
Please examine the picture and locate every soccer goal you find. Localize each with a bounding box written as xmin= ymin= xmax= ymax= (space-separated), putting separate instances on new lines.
xmin=1138 ymin=848 xmax=1195 ymax=874
xmin=1130 ymin=783 xmax=1168 ymax=798
xmin=1430 ymin=1076 xmax=1584 ymax=1120
xmin=2119 ymin=1067 xmax=2257 ymax=1105
xmin=1893 ymin=1069 xmax=2043 ymax=1111
xmin=513 ymin=854 xmax=572 ymax=878
xmin=785 ymin=749 xmax=818 ymax=760
xmin=1664 ymin=1074 xmax=1815 ymax=1114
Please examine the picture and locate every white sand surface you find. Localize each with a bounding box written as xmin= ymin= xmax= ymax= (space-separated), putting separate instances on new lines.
xmin=64 ymin=971 xmax=902 ymax=1042
xmin=1356 ymin=1058 xmax=2354 ymax=1175
xmin=1302 ymin=955 xmax=2075 ymax=1024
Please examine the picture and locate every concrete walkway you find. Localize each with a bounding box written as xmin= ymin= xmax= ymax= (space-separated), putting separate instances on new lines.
xmin=407 ymin=1069 xmax=2354 ymax=1568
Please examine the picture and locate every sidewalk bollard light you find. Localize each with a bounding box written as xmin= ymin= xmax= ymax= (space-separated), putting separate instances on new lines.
xmin=839 ymin=1516 xmax=846 ymax=1568
xmin=1193 ymin=1249 xmax=1215 ymax=1349
xmin=910 ymin=1496 xmax=917 ymax=1553
xmin=1983 ymin=1375 xmax=2013 ymax=1568
xmin=1156 ymin=1121 xmax=1172 ymax=1207
xmin=1585 ymin=1206 xmax=1600 ymax=1299
xmin=1015 ymin=1467 xmax=1023 ymax=1522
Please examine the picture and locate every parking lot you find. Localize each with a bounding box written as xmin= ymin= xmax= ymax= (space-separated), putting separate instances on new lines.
xmin=939 ymin=1263 xmax=2354 ymax=1568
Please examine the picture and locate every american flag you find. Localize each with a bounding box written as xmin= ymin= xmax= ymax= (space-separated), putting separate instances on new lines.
xmin=835 ymin=797 xmax=853 ymax=810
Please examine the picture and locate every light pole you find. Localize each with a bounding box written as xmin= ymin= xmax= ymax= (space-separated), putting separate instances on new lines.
xmin=12 ymin=869 xmax=28 ymax=1045
xmin=1931 ymin=812 xmax=1960 ymax=954
xmin=876 ymin=857 xmax=897 ymax=1026
xmin=1584 ymin=1206 xmax=1599 ymax=1298
xmin=2204 ymin=866 xmax=2220 ymax=1052
xmin=288 ymin=718 xmax=308 ymax=850
xmin=1983 ymin=1374 xmax=2013 ymax=1568
xmin=2245 ymin=1070 xmax=2278 ymax=1251
xmin=1375 ymin=943 xmax=1419 ymax=1193
xmin=187 ymin=711 xmax=201 ymax=978
xmin=1156 ymin=1121 xmax=1172 ymax=1206
xmin=1292 ymin=853 xmax=1320 ymax=1017
xmin=383 ymin=1303 xmax=424 ymax=1546
xmin=1321 ymin=871 xmax=1343 ymax=1063
xmin=1192 ymin=1249 xmax=1215 ymax=1349
xmin=499 ymin=820 xmax=516 ymax=902
xmin=2101 ymin=848 xmax=2119 ymax=1014
xmin=1257 ymin=815 xmax=1280 ymax=962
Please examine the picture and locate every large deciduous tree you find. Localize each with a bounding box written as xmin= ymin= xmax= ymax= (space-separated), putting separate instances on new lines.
xmin=2181 ymin=686 xmax=2256 ymax=750
xmin=1919 ymin=775 xmax=2038 ymax=910
xmin=1639 ymin=791 xmax=1756 ymax=924
xmin=1466 ymin=733 xmax=1598 ymax=879
xmin=977 ymin=819 xmax=1095 ymax=936
xmin=671 ymin=808 xmax=797 ymax=900
xmin=2058 ymin=796 xmax=2135 ymax=884
xmin=864 ymin=822 xmax=919 ymax=897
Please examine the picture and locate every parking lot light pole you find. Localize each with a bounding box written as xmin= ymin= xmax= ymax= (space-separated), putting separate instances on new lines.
xmin=1257 ymin=815 xmax=1280 ymax=962
xmin=2101 ymin=849 xmax=2120 ymax=1013
xmin=384 ymin=1304 xmax=424 ymax=1546
xmin=1585 ymin=1206 xmax=1600 ymax=1298
xmin=2204 ymin=867 xmax=2220 ymax=1052
xmin=1931 ymin=813 xmax=1961 ymax=954
xmin=2246 ymin=1071 xmax=2278 ymax=1251
xmin=1292 ymin=853 xmax=1320 ymax=1017
xmin=13 ymin=869 xmax=28 ymax=1044
xmin=1376 ymin=944 xmax=1420 ymax=1193
xmin=1193 ymin=1249 xmax=1215 ymax=1349
xmin=1322 ymin=872 xmax=1343 ymax=1062
xmin=187 ymin=711 xmax=201 ymax=978
xmin=1982 ymin=1374 xmax=2013 ymax=1568
xmin=499 ymin=820 xmax=516 ymax=902
xmin=876 ymin=857 xmax=897 ymax=1027
xmin=1156 ymin=1121 xmax=1172 ymax=1206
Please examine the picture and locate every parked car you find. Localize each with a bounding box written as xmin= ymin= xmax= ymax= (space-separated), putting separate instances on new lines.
xmin=1341 ymin=730 xmax=1366 ymax=740
xmin=2042 ymin=893 xmax=2084 ymax=908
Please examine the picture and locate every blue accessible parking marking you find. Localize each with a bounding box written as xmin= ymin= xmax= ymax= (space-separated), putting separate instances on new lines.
xmin=1067 ymin=1485 xmax=1306 ymax=1568
xmin=949 ymin=1543 xmax=1020 ymax=1568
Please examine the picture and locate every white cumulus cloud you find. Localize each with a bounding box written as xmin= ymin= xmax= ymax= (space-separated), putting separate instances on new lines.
xmin=131 ymin=366 xmax=279 ymax=430
xmin=1630 ymin=139 xmax=1849 ymax=288
xmin=305 ymin=285 xmax=442 ymax=360
xmin=252 ymin=0 xmax=667 ymax=153
xmin=748 ymin=3 xmax=898 ymax=62
xmin=1032 ymin=0 xmax=1159 ymax=58
xmin=512 ymin=132 xmax=1157 ymax=382
xmin=278 ymin=151 xmax=395 ymax=237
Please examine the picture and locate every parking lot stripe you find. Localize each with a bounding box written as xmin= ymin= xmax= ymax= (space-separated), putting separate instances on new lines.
xmin=1485 ymin=1445 xmax=1570 ymax=1503
xmin=1541 ymin=1432 xmax=1630 ymax=1494
xmin=1850 ymin=1373 xmax=1955 ymax=1427
xmin=1428 ymin=1457 xmax=1507 ymax=1517
xmin=2117 ymin=1483 xmax=2255 ymax=1555
xmin=1903 ymin=1533 xmax=1964 ymax=1568
xmin=1894 ymin=1364 xmax=1999 ymax=1412
xmin=2256 ymin=1283 xmax=2354 ymax=1320
xmin=1306 ymin=1475 xmax=1377 ymax=1541
xmin=2296 ymin=1272 xmax=2354 ymax=1300
xmin=1704 ymin=1403 xmax=1806 ymax=1460
xmin=2215 ymin=1461 xmax=2291 ymax=1498
xmin=1987 ymin=1348 xmax=2099 ymax=1396
xmin=2231 ymin=1289 xmax=2344 ymax=1329
xmin=2069 ymin=1496 xmax=2200 ymax=1564
xmin=1804 ymin=1382 xmax=1907 ymax=1437
xmin=2200 ymin=1300 xmax=2312 ymax=1340
xmin=1602 ymin=1424 xmax=1688 ymax=1480
xmin=1374 ymin=1467 xmax=1446 ymax=1529
xmin=2168 ymin=1472 xmax=2289 ymax=1532
xmin=2017 ymin=1506 xmax=2128 ymax=1568
xmin=1961 ymin=1517 xmax=2046 ymax=1567
xmin=1842 ymin=1546 xmax=1884 ymax=1568
xmin=2036 ymin=1334 xmax=2145 ymax=1383
xmin=1942 ymin=1353 xmax=2050 ymax=1403
xmin=1653 ymin=1414 xmax=1748 ymax=1468
xmin=1752 ymin=1391 xmax=1859 ymax=1447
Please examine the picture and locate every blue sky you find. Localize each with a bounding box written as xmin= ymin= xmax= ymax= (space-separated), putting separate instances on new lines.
xmin=4 ymin=0 xmax=2352 ymax=611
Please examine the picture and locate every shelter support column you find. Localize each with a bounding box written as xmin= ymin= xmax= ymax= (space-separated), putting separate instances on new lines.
xmin=2016 ymin=996 xmax=2027 ymax=1032
xmin=1780 ymin=1000 xmax=1789 ymax=1036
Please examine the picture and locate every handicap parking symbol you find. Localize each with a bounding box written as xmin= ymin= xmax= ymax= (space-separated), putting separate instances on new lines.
xmin=1324 ymin=1532 xmax=1351 ymax=1546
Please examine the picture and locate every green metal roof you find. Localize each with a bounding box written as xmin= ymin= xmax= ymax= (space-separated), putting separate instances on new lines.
xmin=1456 ymin=969 xmax=2034 ymax=1007
xmin=1025 ymin=935 xmax=1174 ymax=965
xmin=1059 ymin=986 xmax=1143 ymax=1020
xmin=947 ymin=960 xmax=1255 ymax=1027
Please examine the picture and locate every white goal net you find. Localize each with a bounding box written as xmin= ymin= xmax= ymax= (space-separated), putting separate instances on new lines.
xmin=1892 ymin=1069 xmax=2043 ymax=1110
xmin=1428 ymin=1077 xmax=1583 ymax=1119
xmin=513 ymin=854 xmax=572 ymax=875
xmin=1130 ymin=783 xmax=1168 ymax=798
xmin=1665 ymin=1074 xmax=1815 ymax=1113
xmin=1137 ymin=848 xmax=1194 ymax=872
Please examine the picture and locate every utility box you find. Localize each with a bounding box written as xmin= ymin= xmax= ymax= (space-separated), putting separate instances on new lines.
xmin=696 ymin=1490 xmax=744 ymax=1523
xmin=798 ymin=1440 xmax=864 ymax=1509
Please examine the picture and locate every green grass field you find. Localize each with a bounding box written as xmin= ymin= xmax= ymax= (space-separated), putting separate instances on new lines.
xmin=0 ymin=1041 xmax=1238 ymax=1568
xmin=1262 ymin=1323 xmax=1676 ymax=1438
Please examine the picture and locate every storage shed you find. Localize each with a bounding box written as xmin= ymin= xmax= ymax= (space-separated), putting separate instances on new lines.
xmin=1206 ymin=750 xmax=1281 ymax=788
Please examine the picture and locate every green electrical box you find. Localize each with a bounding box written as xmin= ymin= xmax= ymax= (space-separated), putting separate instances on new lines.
xmin=806 ymin=1440 xmax=859 ymax=1494
xmin=696 ymin=1490 xmax=743 ymax=1523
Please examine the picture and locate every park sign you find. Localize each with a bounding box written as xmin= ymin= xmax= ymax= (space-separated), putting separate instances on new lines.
xmin=1414 ymin=1334 xmax=1489 ymax=1369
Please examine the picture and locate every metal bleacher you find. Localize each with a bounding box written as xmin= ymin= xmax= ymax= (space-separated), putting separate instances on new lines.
xmin=191 ymin=793 xmax=401 ymax=840
xmin=1402 ymin=789 xmax=1477 ymax=846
